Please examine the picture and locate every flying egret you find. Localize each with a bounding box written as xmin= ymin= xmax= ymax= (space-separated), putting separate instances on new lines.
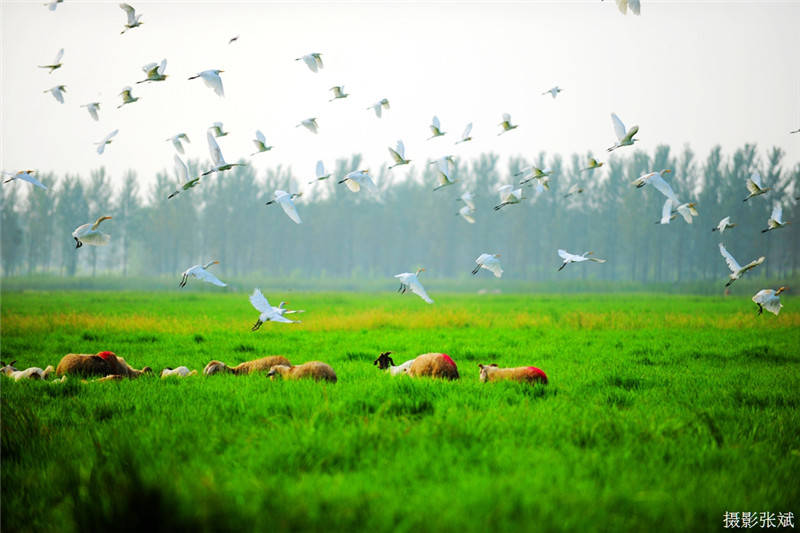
xmin=458 ymin=191 xmax=475 ymax=210
xmin=38 ymin=48 xmax=64 ymax=73
xmin=433 ymin=157 xmax=456 ymax=191
xmin=209 ymin=122 xmax=228 ymax=137
xmin=249 ymin=288 xmax=301 ymax=330
xmin=295 ymin=53 xmax=323 ymax=72
xmin=251 ymin=130 xmax=273 ymax=155
xmin=137 ymin=59 xmax=167 ymax=83
xmin=517 ymin=166 xmax=552 ymax=186
xmin=119 ymin=3 xmax=143 ymax=34
xmin=367 ymin=98 xmax=390 ymax=118
xmin=457 ymin=205 xmax=475 ymax=224
xmin=189 ymin=69 xmax=224 ymax=97
xmin=719 ymin=243 xmax=765 ymax=287
xmin=95 ymin=129 xmax=119 ymax=155
xmin=82 ymin=102 xmax=100 ymax=121
xmin=494 ymin=184 xmax=524 ymax=210
xmin=712 ymin=216 xmax=736 ymax=234
xmin=3 ymin=170 xmax=47 ymax=190
xmin=428 ymin=116 xmax=446 ymax=139
xmin=339 ymin=169 xmax=377 ymax=193
xmin=72 ymin=216 xmax=112 ymax=248
xmin=388 ymin=140 xmax=411 ymax=169
xmin=455 ymin=123 xmax=473 ymax=144
xmin=297 ymin=117 xmax=319 ymax=134
xmin=44 ymin=0 xmax=63 ymax=11
xmin=674 ymin=202 xmax=699 ymax=224
xmin=607 ymin=113 xmax=639 ymax=151
xmin=564 ymin=184 xmax=584 ymax=198
xmin=228 ymin=35 xmax=239 ymax=44
xmin=761 ymin=203 xmax=790 ymax=233
xmin=611 ymin=0 xmax=641 ymax=15
xmin=581 ymin=158 xmax=604 ymax=173
xmin=632 ymin=169 xmax=678 ymax=205
xmin=308 ymin=160 xmax=331 ymax=184
xmin=179 ymin=261 xmax=226 ymax=288
xmin=168 ymin=154 xmax=200 ymax=199
xmin=743 ymin=171 xmax=770 ymax=201
xmin=274 ymin=301 xmax=304 ymax=318
xmin=117 ymin=86 xmax=139 ymax=108
xmin=395 ymin=268 xmax=433 ymax=304
xmin=557 ymin=249 xmax=606 ymax=271
xmin=166 ymin=133 xmax=190 ymax=154
xmin=329 ymin=86 xmax=349 ymax=101
xmin=473 ymin=253 xmax=503 ymax=278
xmin=656 ymin=198 xmax=674 ymax=225
xmin=791 ymin=128 xmax=800 ymax=134
xmin=542 ymin=86 xmax=562 ymax=99
xmin=752 ymin=287 xmax=786 ymax=316
xmin=44 ymin=85 xmax=66 ymax=104
xmin=498 ymin=113 xmax=517 ymax=135
xmin=265 ymin=190 xmax=303 ymax=224
xmin=202 ymin=130 xmax=246 ymax=176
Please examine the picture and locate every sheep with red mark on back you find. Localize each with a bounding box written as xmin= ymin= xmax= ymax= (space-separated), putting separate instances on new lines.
xmin=478 ymin=364 xmax=548 ymax=385
xmin=55 ymin=351 xmax=152 ymax=379
xmin=407 ymin=353 xmax=459 ymax=380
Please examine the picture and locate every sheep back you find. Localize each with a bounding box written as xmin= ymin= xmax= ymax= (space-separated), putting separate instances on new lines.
xmin=234 ymin=355 xmax=291 ymax=375
xmin=272 ymin=361 xmax=337 ymax=382
xmin=56 ymin=352 xmax=150 ymax=378
xmin=407 ymin=353 xmax=459 ymax=380
xmin=480 ymin=364 xmax=548 ymax=385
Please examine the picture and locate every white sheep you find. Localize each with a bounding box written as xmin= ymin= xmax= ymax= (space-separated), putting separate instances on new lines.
xmin=1 ymin=360 xmax=55 ymax=381
xmin=160 ymin=366 xmax=197 ymax=378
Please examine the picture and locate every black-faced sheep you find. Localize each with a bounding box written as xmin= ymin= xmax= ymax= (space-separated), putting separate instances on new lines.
xmin=407 ymin=353 xmax=459 ymax=380
xmin=373 ymin=352 xmax=414 ymax=376
xmin=478 ymin=364 xmax=548 ymax=385
xmin=203 ymin=355 xmax=290 ymax=376
xmin=55 ymin=351 xmax=152 ymax=378
xmin=1 ymin=360 xmax=55 ymax=381
xmin=267 ymin=361 xmax=337 ymax=383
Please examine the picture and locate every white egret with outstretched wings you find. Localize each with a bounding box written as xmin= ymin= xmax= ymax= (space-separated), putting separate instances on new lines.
xmin=180 ymin=261 xmax=226 ymax=288
xmin=557 ymin=249 xmax=606 ymax=271
xmin=249 ymin=288 xmax=300 ymax=330
xmin=189 ymin=69 xmax=224 ymax=97
xmin=395 ymin=268 xmax=433 ymax=304
xmin=608 ymin=113 xmax=639 ymax=151
xmin=719 ymin=243 xmax=765 ymax=287
xmin=473 ymin=253 xmax=503 ymax=278
xmin=752 ymin=287 xmax=786 ymax=316
xmin=72 ymin=216 xmax=112 ymax=248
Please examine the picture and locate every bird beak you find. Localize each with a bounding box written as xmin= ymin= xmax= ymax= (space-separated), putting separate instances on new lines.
xmin=664 ymin=169 xmax=672 ymax=173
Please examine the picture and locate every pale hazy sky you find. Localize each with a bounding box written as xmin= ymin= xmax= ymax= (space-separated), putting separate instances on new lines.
xmin=2 ymin=1 xmax=799 ymax=194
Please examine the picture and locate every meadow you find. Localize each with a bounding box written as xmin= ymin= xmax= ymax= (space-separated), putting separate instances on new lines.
xmin=2 ymin=290 xmax=799 ymax=532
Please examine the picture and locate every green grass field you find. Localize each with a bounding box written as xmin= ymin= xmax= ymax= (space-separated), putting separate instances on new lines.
xmin=2 ymin=291 xmax=799 ymax=532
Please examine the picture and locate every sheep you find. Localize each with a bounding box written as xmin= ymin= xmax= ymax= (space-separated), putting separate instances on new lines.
xmin=55 ymin=351 xmax=152 ymax=379
xmin=1 ymin=360 xmax=56 ymax=381
xmin=203 ymin=355 xmax=290 ymax=376
xmin=267 ymin=361 xmax=337 ymax=383
xmin=161 ymin=366 xmax=198 ymax=378
xmin=373 ymin=351 xmax=414 ymax=376
xmin=407 ymin=353 xmax=459 ymax=380
xmin=478 ymin=364 xmax=548 ymax=385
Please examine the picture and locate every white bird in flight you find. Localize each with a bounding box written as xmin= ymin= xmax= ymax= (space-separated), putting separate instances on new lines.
xmin=517 ymin=166 xmax=551 ymax=187
xmin=457 ymin=205 xmax=475 ymax=224
xmin=119 ymin=3 xmax=143 ymax=34
xmin=3 ymin=170 xmax=47 ymax=190
xmin=179 ymin=260 xmax=226 ymax=288
xmin=38 ymin=48 xmax=64 ymax=73
xmin=395 ymin=268 xmax=433 ymax=304
xmin=137 ymin=59 xmax=167 ymax=83
xmin=265 ymin=190 xmax=303 ymax=224
xmin=658 ymin=201 xmax=698 ymax=224
xmin=458 ymin=191 xmax=476 ymax=211
xmin=339 ymin=169 xmax=377 ymax=193
xmin=189 ymin=69 xmax=224 ymax=97
xmin=752 ymin=287 xmax=786 ymax=316
xmin=329 ymin=86 xmax=349 ymax=101
xmin=455 ymin=123 xmax=473 ymax=144
xmin=494 ymin=184 xmax=524 ymax=210
xmin=72 ymin=216 xmax=112 ymax=248
xmin=428 ymin=116 xmax=446 ymax=139
xmin=251 ymin=130 xmax=273 ymax=155
xmin=719 ymin=243 xmax=765 ymax=287
xmin=297 ymin=118 xmax=319 ymax=134
xmin=202 ymin=130 xmax=245 ymax=176
xmin=711 ymin=216 xmax=736 ymax=234
xmin=308 ymin=160 xmax=331 ymax=184
xmin=44 ymin=0 xmax=63 ymax=11
xmin=558 ymin=249 xmax=606 ymax=271
xmin=743 ymin=171 xmax=770 ymax=201
xmin=581 ymin=157 xmax=604 ymax=173
xmin=542 ymin=86 xmax=562 ymax=99
xmin=249 ymin=288 xmax=300 ymax=330
xmin=472 ymin=253 xmax=503 ymax=278
xmin=209 ymin=122 xmax=228 ymax=137
xmin=117 ymin=86 xmax=139 ymax=108
xmin=632 ymin=169 xmax=678 ymax=205
xmin=44 ymin=85 xmax=66 ymax=104
xmin=564 ymin=184 xmax=584 ymax=198
xmin=95 ymin=129 xmax=119 ymax=155
xmin=295 ymin=53 xmax=323 ymax=72
xmin=167 ymin=154 xmax=200 ymax=199
xmin=498 ymin=113 xmax=517 ymax=135
xmin=761 ymin=203 xmax=790 ymax=233
xmin=81 ymin=102 xmax=100 ymax=121
xmin=608 ymin=113 xmax=639 ymax=151
xmin=367 ymin=98 xmax=390 ymax=118
xmin=612 ymin=0 xmax=641 ymax=16
xmin=388 ymin=140 xmax=411 ymax=169
xmin=433 ymin=157 xmax=456 ymax=191
xmin=166 ymin=133 xmax=190 ymax=154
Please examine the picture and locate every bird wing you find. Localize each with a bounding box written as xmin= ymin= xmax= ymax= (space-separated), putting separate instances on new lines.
xmin=628 ymin=0 xmax=641 ymax=14
xmin=79 ymin=231 xmax=111 ymax=246
xmin=396 ymin=140 xmax=405 ymax=158
xmin=104 ymin=129 xmax=119 ymax=143
xmin=461 ymin=192 xmax=475 ymax=211
xmin=362 ymin=174 xmax=378 ymax=193
xmin=646 ymin=173 xmax=678 ymax=204
xmin=718 ymin=216 xmax=730 ymax=232
xmin=171 ymin=136 xmax=184 ymax=154
xmin=14 ymin=172 xmax=47 ymax=190
xmin=343 ymin=178 xmax=361 ymax=192
xmin=623 ymin=125 xmax=639 ymax=143
xmin=718 ymin=243 xmax=741 ymax=273
xmin=54 ymin=48 xmax=64 ymax=64
xmin=611 ymin=113 xmax=626 ymax=142
xmin=484 ymin=259 xmax=503 ymax=278
xmin=52 ymin=87 xmax=64 ymax=103
xmin=278 ymin=195 xmax=302 ymax=224
xmin=557 ymin=249 xmax=570 ymax=260
xmin=315 ymin=160 xmax=326 ymax=179
xmin=302 ymin=55 xmax=318 ymax=72
xmin=741 ymin=256 xmax=765 ymax=273
xmin=205 ymin=72 xmax=224 ymax=96
xmin=174 ymin=154 xmax=188 ymax=182
xmin=432 ymin=116 xmax=440 ymax=129
xmin=158 ymin=58 xmax=167 ymax=75
xmin=304 ymin=120 xmax=318 ymax=134
xmin=373 ymin=104 xmax=383 ymax=118
xmin=249 ymin=288 xmax=271 ymax=313
xmin=462 ymin=123 xmax=472 ymax=139
xmin=497 ymin=184 xmax=512 ymax=200
xmin=388 ymin=147 xmax=403 ymax=164
xmin=255 ymin=130 xmax=266 ymax=144
xmin=660 ymin=197 xmax=673 ymax=224
xmin=408 ymin=276 xmax=434 ymax=304
xmin=750 ymin=171 xmax=763 ymax=188
xmin=458 ymin=206 xmax=475 ymax=224
xmin=771 ymin=204 xmax=782 ymax=223
xmin=194 ymin=268 xmax=226 ymax=287
xmin=676 ymin=204 xmax=693 ymax=224
xmin=142 ymin=62 xmax=157 ymax=74
xmin=87 ymin=104 xmax=99 ymax=121
xmin=207 ymin=131 xmax=225 ymax=167
xmin=120 ymin=3 xmax=136 ymax=24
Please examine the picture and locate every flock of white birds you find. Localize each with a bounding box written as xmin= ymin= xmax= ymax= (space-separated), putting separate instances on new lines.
xmin=3 ymin=0 xmax=794 ymax=321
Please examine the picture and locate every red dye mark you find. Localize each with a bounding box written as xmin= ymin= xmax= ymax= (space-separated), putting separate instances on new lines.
xmin=97 ymin=351 xmax=116 ymax=360
xmin=440 ymin=354 xmax=457 ymax=368
xmin=527 ymin=366 xmax=548 ymax=384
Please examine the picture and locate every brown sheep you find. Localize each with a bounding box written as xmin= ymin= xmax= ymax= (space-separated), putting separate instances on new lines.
xmin=55 ymin=351 xmax=152 ymax=378
xmin=407 ymin=353 xmax=459 ymax=380
xmin=478 ymin=364 xmax=548 ymax=385
xmin=203 ymin=355 xmax=290 ymax=376
xmin=267 ymin=361 xmax=337 ymax=383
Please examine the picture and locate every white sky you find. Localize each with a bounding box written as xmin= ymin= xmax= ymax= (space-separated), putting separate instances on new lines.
xmin=2 ymin=1 xmax=799 ymax=194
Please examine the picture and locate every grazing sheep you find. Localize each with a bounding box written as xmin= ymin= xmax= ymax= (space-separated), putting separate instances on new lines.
xmin=1 ymin=361 xmax=56 ymax=381
xmin=55 ymin=351 xmax=152 ymax=378
xmin=373 ymin=351 xmax=414 ymax=376
xmin=407 ymin=353 xmax=459 ymax=380
xmin=203 ymin=355 xmax=290 ymax=376
xmin=161 ymin=366 xmax=198 ymax=378
xmin=478 ymin=364 xmax=548 ymax=385
xmin=267 ymin=361 xmax=337 ymax=383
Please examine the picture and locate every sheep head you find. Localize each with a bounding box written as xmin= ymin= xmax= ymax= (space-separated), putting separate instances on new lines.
xmin=267 ymin=365 xmax=291 ymax=380
xmin=478 ymin=363 xmax=498 ymax=383
xmin=374 ymin=351 xmax=395 ymax=369
xmin=203 ymin=361 xmax=231 ymax=376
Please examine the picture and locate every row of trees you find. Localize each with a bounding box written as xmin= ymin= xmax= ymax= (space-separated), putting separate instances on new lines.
xmin=1 ymin=143 xmax=798 ymax=284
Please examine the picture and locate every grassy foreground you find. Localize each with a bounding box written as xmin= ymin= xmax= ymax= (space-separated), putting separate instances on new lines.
xmin=2 ymin=291 xmax=799 ymax=532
